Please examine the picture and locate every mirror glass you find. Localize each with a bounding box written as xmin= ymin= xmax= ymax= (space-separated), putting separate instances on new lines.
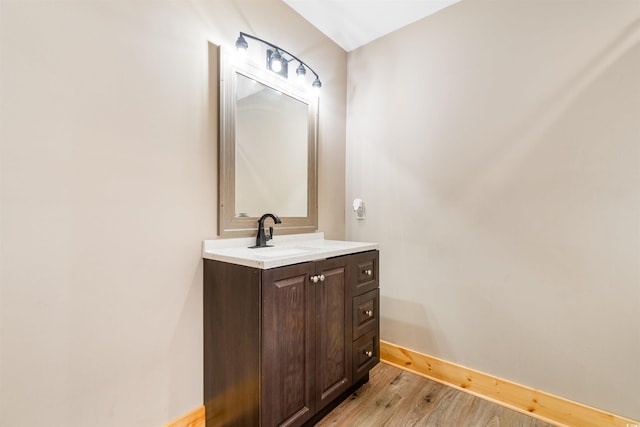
xmin=218 ymin=48 xmax=318 ymax=237
xmin=235 ymin=74 xmax=308 ymax=217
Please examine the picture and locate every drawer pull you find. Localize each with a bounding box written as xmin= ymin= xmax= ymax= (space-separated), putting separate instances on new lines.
xmin=364 ymin=310 xmax=373 ymax=317
xmin=364 ymin=350 xmax=373 ymax=358
xmin=363 ymin=269 xmax=373 ymax=276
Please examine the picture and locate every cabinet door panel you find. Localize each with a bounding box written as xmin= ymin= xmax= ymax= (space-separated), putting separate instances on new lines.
xmin=316 ymin=258 xmax=352 ymax=409
xmin=263 ymin=263 xmax=315 ymax=427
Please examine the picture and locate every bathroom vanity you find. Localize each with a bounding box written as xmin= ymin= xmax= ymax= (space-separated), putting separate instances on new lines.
xmin=202 ymin=233 xmax=379 ymax=427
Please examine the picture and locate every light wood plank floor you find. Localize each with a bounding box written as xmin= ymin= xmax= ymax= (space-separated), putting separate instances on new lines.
xmin=316 ymin=362 xmax=557 ymax=427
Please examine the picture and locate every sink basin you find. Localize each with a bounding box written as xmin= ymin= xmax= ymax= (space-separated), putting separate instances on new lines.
xmin=250 ymin=247 xmax=311 ymax=258
xmin=295 ymin=240 xmax=344 ymax=250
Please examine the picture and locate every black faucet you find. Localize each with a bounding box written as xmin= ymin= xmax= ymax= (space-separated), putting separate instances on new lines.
xmin=252 ymin=213 xmax=282 ymax=248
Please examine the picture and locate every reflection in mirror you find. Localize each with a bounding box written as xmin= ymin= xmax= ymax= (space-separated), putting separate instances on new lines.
xmin=235 ymin=74 xmax=308 ymax=217
xmin=218 ymin=47 xmax=318 ymax=237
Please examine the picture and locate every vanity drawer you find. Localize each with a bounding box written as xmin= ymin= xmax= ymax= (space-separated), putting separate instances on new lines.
xmin=353 ymin=289 xmax=379 ymax=338
xmin=353 ymin=330 xmax=379 ymax=382
xmin=351 ymin=251 xmax=378 ymax=296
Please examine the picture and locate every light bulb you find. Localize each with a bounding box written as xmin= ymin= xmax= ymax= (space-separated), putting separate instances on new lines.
xmin=270 ymin=50 xmax=283 ymax=73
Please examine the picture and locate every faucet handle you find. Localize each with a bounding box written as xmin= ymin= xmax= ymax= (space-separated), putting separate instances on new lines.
xmin=267 ymin=226 xmax=274 ymax=241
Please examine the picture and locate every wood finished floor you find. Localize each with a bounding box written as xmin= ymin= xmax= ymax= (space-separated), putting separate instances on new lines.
xmin=316 ymin=362 xmax=557 ymax=427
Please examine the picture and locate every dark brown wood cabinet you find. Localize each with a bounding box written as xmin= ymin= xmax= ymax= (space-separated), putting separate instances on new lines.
xmin=204 ymin=250 xmax=379 ymax=427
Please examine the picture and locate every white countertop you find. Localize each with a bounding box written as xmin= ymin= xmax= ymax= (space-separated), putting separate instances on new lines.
xmin=202 ymin=232 xmax=379 ymax=269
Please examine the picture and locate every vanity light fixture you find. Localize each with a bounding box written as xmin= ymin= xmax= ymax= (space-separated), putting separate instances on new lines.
xmin=235 ymin=32 xmax=322 ymax=91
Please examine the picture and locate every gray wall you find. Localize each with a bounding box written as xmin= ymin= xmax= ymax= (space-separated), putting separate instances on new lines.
xmin=346 ymin=0 xmax=640 ymax=420
xmin=0 ymin=1 xmax=346 ymax=426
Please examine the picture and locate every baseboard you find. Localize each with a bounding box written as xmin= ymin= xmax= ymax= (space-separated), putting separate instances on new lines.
xmin=380 ymin=340 xmax=638 ymax=427
xmin=162 ymin=405 xmax=205 ymax=427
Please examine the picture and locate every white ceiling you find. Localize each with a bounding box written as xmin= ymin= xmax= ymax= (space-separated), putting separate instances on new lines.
xmin=283 ymin=0 xmax=462 ymax=52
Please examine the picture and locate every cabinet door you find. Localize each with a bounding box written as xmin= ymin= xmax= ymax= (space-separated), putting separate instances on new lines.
xmin=262 ymin=263 xmax=316 ymax=427
xmin=315 ymin=257 xmax=352 ymax=409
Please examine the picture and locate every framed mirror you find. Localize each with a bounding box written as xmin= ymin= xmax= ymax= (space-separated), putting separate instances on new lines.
xmin=218 ymin=48 xmax=318 ymax=237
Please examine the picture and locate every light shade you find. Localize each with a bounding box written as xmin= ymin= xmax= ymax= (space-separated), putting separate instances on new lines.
xmin=235 ymin=34 xmax=248 ymax=51
xmin=296 ymin=63 xmax=306 ymax=77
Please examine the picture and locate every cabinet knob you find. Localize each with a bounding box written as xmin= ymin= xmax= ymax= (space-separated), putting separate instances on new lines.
xmin=319 ymin=274 xmax=325 ymax=282
xmin=311 ymin=275 xmax=319 ymax=283
xmin=363 ymin=269 xmax=373 ymax=276
xmin=364 ymin=310 xmax=373 ymax=317
xmin=364 ymin=350 xmax=373 ymax=358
